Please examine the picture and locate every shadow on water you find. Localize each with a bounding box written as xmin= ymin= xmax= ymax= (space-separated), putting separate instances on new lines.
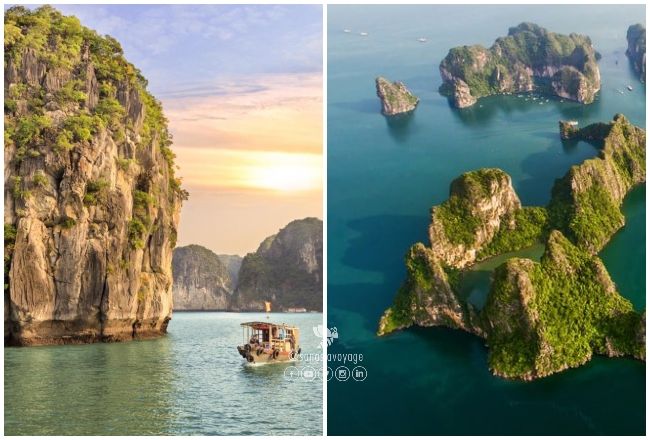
xmin=383 ymin=111 xmax=415 ymax=143
xmin=331 ymin=98 xmax=380 ymax=115
xmin=341 ymin=214 xmax=429 ymax=281
xmin=444 ymin=92 xmax=604 ymax=128
xmin=516 ymin=139 xmax=600 ymax=205
xmin=328 ymin=282 xmax=399 ymax=333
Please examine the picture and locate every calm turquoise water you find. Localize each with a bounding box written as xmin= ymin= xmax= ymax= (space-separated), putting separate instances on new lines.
xmin=327 ymin=5 xmax=645 ymax=435
xmin=4 ymin=312 xmax=323 ymax=435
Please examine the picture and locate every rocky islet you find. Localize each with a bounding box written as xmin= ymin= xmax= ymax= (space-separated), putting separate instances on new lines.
xmin=378 ymin=115 xmax=646 ymax=380
xmin=375 ymin=76 xmax=419 ymax=116
xmin=439 ymin=22 xmax=602 ymax=108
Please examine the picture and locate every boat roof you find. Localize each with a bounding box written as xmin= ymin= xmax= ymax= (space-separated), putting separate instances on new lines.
xmin=240 ymin=321 xmax=298 ymax=330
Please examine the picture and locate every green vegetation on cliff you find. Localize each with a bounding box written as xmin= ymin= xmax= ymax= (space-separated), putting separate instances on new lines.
xmin=440 ymin=22 xmax=601 ymax=107
xmin=4 ymin=6 xmax=185 ymax=345
xmin=380 ymin=115 xmax=646 ymax=379
xmin=478 ymin=207 xmax=548 ymax=259
xmin=4 ymin=6 xmax=187 ymax=233
xmin=484 ymin=231 xmax=642 ymax=379
xmin=437 ymin=168 xmax=511 ymax=247
xmin=548 ymin=115 xmax=646 ymax=252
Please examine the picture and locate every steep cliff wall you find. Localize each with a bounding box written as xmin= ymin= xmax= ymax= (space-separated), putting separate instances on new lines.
xmin=549 ymin=114 xmax=646 ymax=252
xmin=232 ymin=218 xmax=323 ymax=312
xmin=429 ymin=168 xmax=521 ymax=268
xmin=484 ymin=231 xmax=644 ymax=380
xmin=4 ymin=6 xmax=187 ymax=345
xmin=217 ymin=254 xmax=243 ymax=287
xmin=375 ymin=77 xmax=419 ymax=116
xmin=172 ymin=245 xmax=233 ymax=310
xmin=626 ymin=24 xmax=646 ymax=82
xmin=440 ymin=23 xmax=601 ymax=108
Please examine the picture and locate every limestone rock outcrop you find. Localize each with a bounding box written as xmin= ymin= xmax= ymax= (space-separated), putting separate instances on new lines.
xmin=4 ymin=6 xmax=186 ymax=345
xmin=429 ymin=169 xmax=521 ymax=268
xmin=440 ymin=23 xmax=601 ymax=108
xmin=375 ymin=76 xmax=419 ymax=115
xmin=626 ymin=24 xmax=646 ymax=82
xmin=232 ymin=218 xmax=323 ymax=312
xmin=172 ymin=245 xmax=234 ymax=311
xmin=549 ymin=114 xmax=646 ymax=252
xmin=379 ymin=116 xmax=645 ymax=379
xmin=483 ymin=231 xmax=643 ymax=380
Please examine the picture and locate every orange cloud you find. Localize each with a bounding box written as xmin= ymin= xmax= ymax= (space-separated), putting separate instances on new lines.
xmin=161 ymin=72 xmax=323 ymax=254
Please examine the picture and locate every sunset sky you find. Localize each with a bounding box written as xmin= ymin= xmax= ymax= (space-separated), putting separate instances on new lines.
xmin=53 ymin=4 xmax=323 ymax=255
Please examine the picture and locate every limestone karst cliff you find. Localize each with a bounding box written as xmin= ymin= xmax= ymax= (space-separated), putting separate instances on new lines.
xmin=4 ymin=6 xmax=187 ymax=345
xmin=550 ymin=114 xmax=646 ymax=253
xmin=379 ymin=115 xmax=645 ymax=379
xmin=375 ymin=77 xmax=419 ymax=116
xmin=439 ymin=23 xmax=601 ymax=108
xmin=626 ymin=24 xmax=646 ymax=82
xmin=172 ymin=245 xmax=234 ymax=311
xmin=232 ymin=218 xmax=323 ymax=312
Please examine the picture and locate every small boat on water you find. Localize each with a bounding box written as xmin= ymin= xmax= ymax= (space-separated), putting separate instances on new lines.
xmin=237 ymin=321 xmax=301 ymax=364
xmin=343 ymin=29 xmax=351 ymax=33
xmin=627 ymin=85 xmax=634 ymax=91
xmin=417 ymin=37 xmax=427 ymax=43
xmin=359 ymin=32 xmax=368 ymax=36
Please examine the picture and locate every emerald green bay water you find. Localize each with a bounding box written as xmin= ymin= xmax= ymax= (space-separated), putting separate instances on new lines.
xmin=327 ymin=5 xmax=645 ymax=435
xmin=4 ymin=312 xmax=323 ymax=435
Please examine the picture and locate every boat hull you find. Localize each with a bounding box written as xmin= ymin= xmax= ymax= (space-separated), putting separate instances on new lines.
xmin=237 ymin=345 xmax=299 ymax=364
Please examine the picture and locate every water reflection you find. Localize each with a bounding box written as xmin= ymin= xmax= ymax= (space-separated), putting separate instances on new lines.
xmin=5 ymin=338 xmax=176 ymax=435
xmin=384 ymin=111 xmax=416 ymax=143
xmin=445 ymin=93 xmax=604 ymax=127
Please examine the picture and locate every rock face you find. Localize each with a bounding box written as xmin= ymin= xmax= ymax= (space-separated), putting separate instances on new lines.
xmin=232 ymin=218 xmax=323 ymax=312
xmin=375 ymin=76 xmax=419 ymax=115
xmin=439 ymin=22 xmax=601 ymax=108
xmin=484 ymin=231 xmax=643 ymax=380
xmin=172 ymin=246 xmax=233 ymax=311
xmin=377 ymin=243 xmax=484 ymax=337
xmin=4 ymin=6 xmax=186 ymax=345
xmin=217 ymin=254 xmax=243 ymax=288
xmin=379 ymin=116 xmax=645 ymax=379
xmin=429 ymin=169 xmax=521 ymax=268
xmin=626 ymin=24 xmax=646 ymax=82
xmin=559 ymin=120 xmax=579 ymax=140
xmin=549 ymin=114 xmax=646 ymax=252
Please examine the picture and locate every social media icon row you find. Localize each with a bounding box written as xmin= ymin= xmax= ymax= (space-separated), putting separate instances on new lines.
xmin=326 ymin=365 xmax=367 ymax=382
xmin=284 ymin=366 xmax=323 ymax=381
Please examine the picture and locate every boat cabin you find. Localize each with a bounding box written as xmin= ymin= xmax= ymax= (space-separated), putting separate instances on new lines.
xmin=240 ymin=321 xmax=300 ymax=354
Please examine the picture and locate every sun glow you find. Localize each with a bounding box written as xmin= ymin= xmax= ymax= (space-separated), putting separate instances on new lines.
xmin=175 ymin=147 xmax=322 ymax=193
xmin=244 ymin=152 xmax=322 ymax=192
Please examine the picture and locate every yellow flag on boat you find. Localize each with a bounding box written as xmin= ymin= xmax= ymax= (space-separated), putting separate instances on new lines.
xmin=264 ymin=301 xmax=272 ymax=313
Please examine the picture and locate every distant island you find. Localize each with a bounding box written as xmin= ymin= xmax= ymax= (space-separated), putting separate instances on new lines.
xmin=4 ymin=6 xmax=187 ymax=346
xmin=626 ymin=24 xmax=646 ymax=82
xmin=378 ymin=114 xmax=646 ymax=380
xmin=375 ymin=76 xmax=419 ymax=115
xmin=439 ymin=22 xmax=601 ymax=108
xmin=172 ymin=217 xmax=323 ymax=312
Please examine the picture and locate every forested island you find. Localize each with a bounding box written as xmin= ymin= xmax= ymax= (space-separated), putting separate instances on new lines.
xmin=439 ymin=23 xmax=601 ymax=108
xmin=378 ymin=114 xmax=646 ymax=380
